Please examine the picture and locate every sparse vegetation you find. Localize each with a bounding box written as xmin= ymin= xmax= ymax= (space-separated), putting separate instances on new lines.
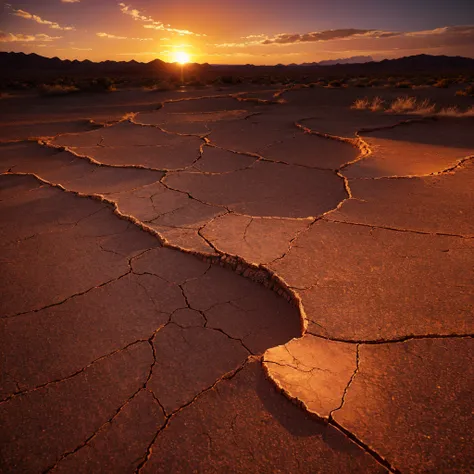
xmin=387 ymin=96 xmax=419 ymax=114
xmin=370 ymin=96 xmax=385 ymax=112
xmin=438 ymin=106 xmax=474 ymax=117
xmin=433 ymin=78 xmax=451 ymax=88
xmin=456 ymin=84 xmax=474 ymax=97
xmin=351 ymin=97 xmax=370 ymax=110
xmin=38 ymin=84 xmax=80 ymax=96
xmin=395 ymin=80 xmax=413 ymax=89
xmin=351 ymin=95 xmax=474 ymax=117
xmin=386 ymin=97 xmax=435 ymax=115
xmin=351 ymin=96 xmax=387 ymax=112
xmin=327 ymin=80 xmax=344 ymax=88
xmin=84 ymin=77 xmax=116 ymax=92
xmin=143 ymin=80 xmax=178 ymax=92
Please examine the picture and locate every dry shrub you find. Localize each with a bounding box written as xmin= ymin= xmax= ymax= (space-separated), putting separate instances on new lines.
xmin=410 ymin=99 xmax=436 ymax=115
xmin=38 ymin=84 xmax=79 ymax=96
xmin=433 ymin=78 xmax=451 ymax=88
xmin=438 ymin=106 xmax=474 ymax=117
xmin=351 ymin=96 xmax=386 ymax=112
xmin=456 ymin=84 xmax=474 ymax=97
xmin=385 ymin=97 xmax=436 ymax=115
xmin=395 ymin=80 xmax=413 ymax=89
xmin=326 ymin=80 xmax=344 ymax=88
xmin=370 ymin=97 xmax=385 ymax=112
xmin=144 ymin=81 xmax=177 ymax=92
xmin=351 ymin=97 xmax=370 ymax=110
xmin=387 ymin=96 xmax=417 ymax=113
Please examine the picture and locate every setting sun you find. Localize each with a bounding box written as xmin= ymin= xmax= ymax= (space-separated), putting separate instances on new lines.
xmin=174 ymin=51 xmax=190 ymax=64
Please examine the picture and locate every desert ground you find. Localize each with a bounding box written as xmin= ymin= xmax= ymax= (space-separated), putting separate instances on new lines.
xmin=0 ymin=84 xmax=473 ymax=473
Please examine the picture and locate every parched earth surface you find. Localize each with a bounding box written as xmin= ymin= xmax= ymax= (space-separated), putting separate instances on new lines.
xmin=0 ymin=86 xmax=473 ymax=473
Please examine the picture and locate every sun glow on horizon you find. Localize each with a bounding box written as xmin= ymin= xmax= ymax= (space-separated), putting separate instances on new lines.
xmin=174 ymin=51 xmax=191 ymax=64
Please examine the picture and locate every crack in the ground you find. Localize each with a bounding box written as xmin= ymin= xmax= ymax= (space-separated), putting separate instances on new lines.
xmin=329 ymin=419 xmax=399 ymax=473
xmin=0 ymin=339 xmax=146 ymax=405
xmin=329 ymin=344 xmax=360 ymax=419
xmin=44 ymin=337 xmax=162 ymax=473
xmin=306 ymin=331 xmax=474 ymax=346
xmin=4 ymin=93 xmax=471 ymax=472
xmin=2 ymin=270 xmax=132 ymax=320
xmin=135 ymin=356 xmax=256 ymax=473
xmin=323 ymin=217 xmax=474 ymax=239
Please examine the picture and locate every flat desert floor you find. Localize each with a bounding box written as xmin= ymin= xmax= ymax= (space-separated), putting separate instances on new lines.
xmin=0 ymin=85 xmax=473 ymax=473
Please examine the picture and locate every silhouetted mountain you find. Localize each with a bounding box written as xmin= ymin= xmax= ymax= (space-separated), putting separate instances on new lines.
xmin=302 ymin=55 xmax=374 ymax=66
xmin=0 ymin=51 xmax=205 ymax=81
xmin=1 ymin=52 xmax=473 ymax=83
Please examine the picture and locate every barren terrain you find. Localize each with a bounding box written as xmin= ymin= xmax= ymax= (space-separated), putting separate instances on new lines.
xmin=0 ymin=85 xmax=473 ymax=473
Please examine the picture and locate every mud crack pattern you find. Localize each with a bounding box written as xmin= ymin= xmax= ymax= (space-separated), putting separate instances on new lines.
xmin=1 ymin=86 xmax=473 ymax=473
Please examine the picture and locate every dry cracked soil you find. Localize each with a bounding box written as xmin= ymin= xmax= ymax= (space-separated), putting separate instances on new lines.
xmin=0 ymin=85 xmax=473 ymax=473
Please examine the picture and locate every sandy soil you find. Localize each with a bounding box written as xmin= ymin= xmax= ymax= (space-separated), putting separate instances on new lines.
xmin=1 ymin=85 xmax=473 ymax=473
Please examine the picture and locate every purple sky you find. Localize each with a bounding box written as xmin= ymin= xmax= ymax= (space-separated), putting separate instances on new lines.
xmin=1 ymin=0 xmax=474 ymax=63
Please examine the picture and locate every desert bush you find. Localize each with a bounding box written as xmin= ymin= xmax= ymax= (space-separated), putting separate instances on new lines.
xmin=81 ymin=77 xmax=116 ymax=93
xmin=351 ymin=97 xmax=385 ymax=112
xmin=438 ymin=106 xmax=474 ymax=117
xmin=370 ymin=97 xmax=385 ymax=112
xmin=387 ymin=96 xmax=417 ymax=113
xmin=455 ymin=84 xmax=474 ymax=97
xmin=433 ymin=78 xmax=451 ymax=88
xmin=145 ymin=81 xmax=177 ymax=92
xmin=327 ymin=80 xmax=343 ymax=88
xmin=368 ymin=78 xmax=382 ymax=87
xmin=409 ymin=99 xmax=436 ymax=115
xmin=386 ymin=96 xmax=435 ymax=115
xmin=38 ymin=84 xmax=80 ymax=96
xmin=351 ymin=98 xmax=370 ymax=110
xmin=395 ymin=80 xmax=413 ymax=89
xmin=186 ymin=79 xmax=206 ymax=87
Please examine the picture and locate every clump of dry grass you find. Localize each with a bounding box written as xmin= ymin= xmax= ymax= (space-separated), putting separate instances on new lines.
xmin=370 ymin=97 xmax=385 ymax=112
xmin=386 ymin=96 xmax=417 ymax=113
xmin=386 ymin=97 xmax=436 ymax=115
xmin=438 ymin=106 xmax=474 ymax=117
xmin=351 ymin=97 xmax=385 ymax=111
xmin=408 ymin=99 xmax=436 ymax=115
xmin=352 ymin=95 xmax=437 ymax=115
xmin=351 ymin=97 xmax=370 ymax=110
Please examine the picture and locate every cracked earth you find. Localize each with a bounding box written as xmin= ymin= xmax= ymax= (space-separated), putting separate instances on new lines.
xmin=0 ymin=86 xmax=473 ymax=473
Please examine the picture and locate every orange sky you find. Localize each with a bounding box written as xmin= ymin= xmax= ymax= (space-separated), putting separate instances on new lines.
xmin=1 ymin=1 xmax=474 ymax=64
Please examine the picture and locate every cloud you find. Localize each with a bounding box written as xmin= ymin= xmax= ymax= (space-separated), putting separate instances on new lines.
xmin=117 ymin=52 xmax=160 ymax=56
xmin=0 ymin=31 xmax=62 ymax=42
xmin=213 ymin=30 xmax=400 ymax=48
xmin=405 ymin=25 xmax=474 ymax=38
xmin=9 ymin=7 xmax=75 ymax=31
xmin=118 ymin=3 xmax=206 ymax=36
xmin=61 ymin=0 xmax=80 ymax=2
xmin=96 ymin=32 xmax=153 ymax=41
xmin=262 ymin=29 xmax=400 ymax=45
xmin=241 ymin=34 xmax=267 ymax=40
xmin=214 ymin=40 xmax=263 ymax=48
xmin=214 ymin=25 xmax=474 ymax=52
xmin=72 ymin=47 xmax=92 ymax=51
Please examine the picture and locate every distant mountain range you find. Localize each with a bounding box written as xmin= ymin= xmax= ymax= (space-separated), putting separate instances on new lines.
xmin=1 ymin=52 xmax=473 ymax=82
xmin=300 ymin=55 xmax=374 ymax=66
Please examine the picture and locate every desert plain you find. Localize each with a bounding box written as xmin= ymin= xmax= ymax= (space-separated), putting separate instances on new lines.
xmin=0 ymin=84 xmax=473 ymax=473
